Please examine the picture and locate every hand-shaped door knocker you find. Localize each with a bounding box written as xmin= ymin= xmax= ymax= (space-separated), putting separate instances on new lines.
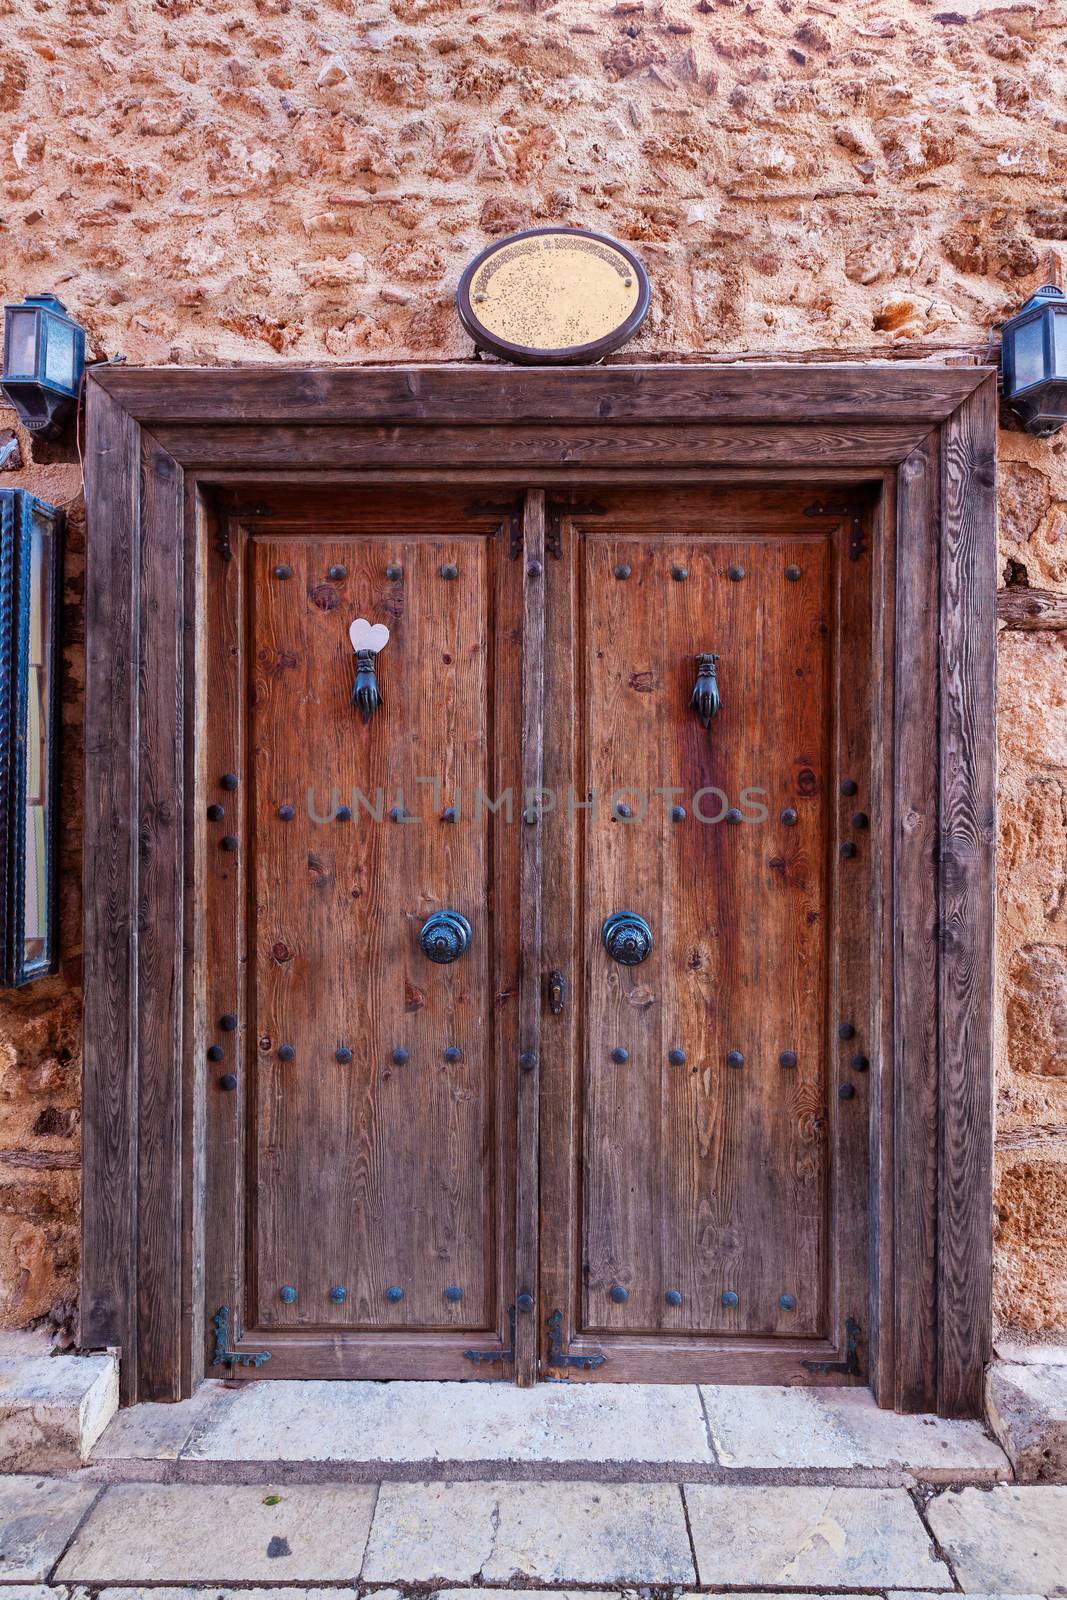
xmin=690 ymin=652 xmax=721 ymax=731
xmin=349 ymin=618 xmax=389 ymax=724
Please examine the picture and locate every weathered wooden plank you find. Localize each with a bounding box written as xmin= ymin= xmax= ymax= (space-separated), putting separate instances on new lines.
xmin=515 ymin=490 xmax=545 ymax=1386
xmin=81 ymin=379 xmax=140 ymax=1400
xmin=997 ymin=586 xmax=1067 ymax=630
xmin=94 ymin=362 xmax=988 ymax=427
xmin=200 ymin=507 xmax=245 ymax=1384
xmin=937 ymin=377 xmax=996 ymax=1418
xmin=538 ymin=502 xmax=581 ymax=1371
xmin=150 ymin=423 xmax=926 ymax=472
xmin=892 ymin=435 xmax=941 ymax=1414
xmin=829 ymin=503 xmax=876 ymax=1381
xmin=868 ymin=473 xmax=898 ymax=1411
xmin=135 ymin=438 xmax=186 ymax=1400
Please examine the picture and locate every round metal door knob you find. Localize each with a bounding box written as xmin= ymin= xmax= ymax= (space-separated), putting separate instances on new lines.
xmin=610 ymin=1284 xmax=630 ymax=1303
xmin=419 ymin=909 xmax=473 ymax=963
xmin=601 ymin=911 xmax=653 ymax=966
xmin=280 ymin=1285 xmax=297 ymax=1304
xmin=386 ymin=1285 xmax=404 ymax=1302
xmin=665 ymin=1288 xmax=683 ymax=1307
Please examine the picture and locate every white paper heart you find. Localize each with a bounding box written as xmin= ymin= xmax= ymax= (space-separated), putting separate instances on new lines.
xmin=349 ymin=618 xmax=390 ymax=654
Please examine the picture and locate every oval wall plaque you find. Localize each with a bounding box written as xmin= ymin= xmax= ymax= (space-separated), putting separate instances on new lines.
xmin=456 ymin=227 xmax=651 ymax=365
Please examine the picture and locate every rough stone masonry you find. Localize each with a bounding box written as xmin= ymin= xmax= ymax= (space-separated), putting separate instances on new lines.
xmin=0 ymin=0 xmax=1064 ymax=1346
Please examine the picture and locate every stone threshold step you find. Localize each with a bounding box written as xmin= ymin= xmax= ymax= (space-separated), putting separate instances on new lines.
xmin=86 ymin=1379 xmax=1009 ymax=1487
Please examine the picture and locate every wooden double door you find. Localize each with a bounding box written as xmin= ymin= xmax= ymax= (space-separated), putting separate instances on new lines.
xmin=205 ymin=483 xmax=873 ymax=1386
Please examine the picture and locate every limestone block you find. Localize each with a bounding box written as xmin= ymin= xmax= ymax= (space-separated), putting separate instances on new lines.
xmin=57 ymin=1484 xmax=377 ymax=1584
xmin=0 ymin=1336 xmax=118 ymax=1469
xmin=926 ymin=1484 xmax=1067 ymax=1593
xmin=999 ymin=633 xmax=1067 ymax=773
xmin=987 ymin=1359 xmax=1067 ymax=1482
xmin=1007 ymin=942 xmax=1067 ymax=1077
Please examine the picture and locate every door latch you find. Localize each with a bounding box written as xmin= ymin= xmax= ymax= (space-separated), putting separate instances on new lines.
xmin=548 ymin=969 xmax=567 ymax=1015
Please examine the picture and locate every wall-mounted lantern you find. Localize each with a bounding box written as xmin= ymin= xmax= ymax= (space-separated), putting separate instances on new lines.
xmin=1001 ymin=285 xmax=1067 ymax=436
xmin=1 ymin=295 xmax=86 ymax=440
xmin=0 ymin=490 xmax=61 ymax=986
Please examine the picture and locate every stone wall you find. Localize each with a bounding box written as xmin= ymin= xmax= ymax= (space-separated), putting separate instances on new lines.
xmin=1 ymin=0 xmax=1065 ymax=1341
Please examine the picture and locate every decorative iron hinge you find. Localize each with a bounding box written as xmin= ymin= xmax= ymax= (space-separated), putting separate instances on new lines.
xmin=545 ymin=1309 xmax=608 ymax=1371
xmin=464 ymin=1304 xmax=516 ymax=1366
xmin=801 ymin=1314 xmax=862 ymax=1376
xmin=212 ymin=1305 xmax=272 ymax=1370
xmin=804 ymin=498 xmax=866 ymax=563
xmin=215 ymin=521 xmax=233 ymax=563
xmin=466 ymin=498 xmax=523 ymax=559
xmin=544 ymin=497 xmax=606 ymax=560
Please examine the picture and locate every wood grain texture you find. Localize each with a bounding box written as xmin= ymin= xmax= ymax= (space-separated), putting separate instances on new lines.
xmin=94 ymin=361 xmax=989 ymax=426
xmin=134 ymin=438 xmax=186 ymax=1400
xmin=539 ymin=503 xmax=582 ymax=1372
xmin=827 ymin=503 xmax=876 ymax=1382
xmin=515 ymin=491 xmax=545 ymax=1385
xmin=573 ymin=494 xmax=841 ymax=1366
xmin=867 ymin=474 xmax=898 ymax=1411
xmin=149 ymin=423 xmax=926 ymax=473
xmin=81 ymin=379 xmax=141 ymax=1398
xmin=248 ymin=530 xmax=494 ymax=1336
xmin=997 ymin=586 xmax=1067 ymax=630
xmin=937 ymin=376 xmax=996 ymax=1418
xmin=892 ymin=436 xmax=941 ymax=1413
xmin=200 ymin=507 xmax=247 ymax=1382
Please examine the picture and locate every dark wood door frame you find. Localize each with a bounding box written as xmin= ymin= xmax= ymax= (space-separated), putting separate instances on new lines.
xmin=81 ymin=361 xmax=996 ymax=1415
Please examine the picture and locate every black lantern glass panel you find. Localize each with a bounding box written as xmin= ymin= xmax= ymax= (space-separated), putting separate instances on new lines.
xmin=1 ymin=295 xmax=86 ymax=439
xmin=0 ymin=491 xmax=61 ymax=986
xmin=1001 ymin=284 xmax=1067 ymax=436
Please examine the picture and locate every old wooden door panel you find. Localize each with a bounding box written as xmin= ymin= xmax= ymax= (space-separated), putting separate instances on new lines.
xmin=542 ymin=488 xmax=872 ymax=1380
xmin=202 ymin=491 xmax=521 ymax=1378
xmin=582 ymin=533 xmax=830 ymax=1336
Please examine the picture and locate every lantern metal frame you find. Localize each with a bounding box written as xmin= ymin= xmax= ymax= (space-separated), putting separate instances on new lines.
xmin=1 ymin=294 xmax=86 ymax=440
xmin=0 ymin=489 xmax=62 ymax=987
xmin=1000 ymin=284 xmax=1067 ymax=436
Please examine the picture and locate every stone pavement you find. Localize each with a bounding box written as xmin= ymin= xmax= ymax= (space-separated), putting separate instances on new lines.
xmin=1 ymin=1474 xmax=1066 ymax=1594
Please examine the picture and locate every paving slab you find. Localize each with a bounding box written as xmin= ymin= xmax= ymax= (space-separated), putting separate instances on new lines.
xmin=362 ymin=1480 xmax=695 ymax=1583
xmin=0 ymin=1343 xmax=118 ymax=1470
xmin=54 ymin=1483 xmax=377 ymax=1584
xmin=434 ymin=1591 xmax=619 ymax=1600
xmin=88 ymin=1591 xmax=361 ymax=1600
xmin=684 ymin=1484 xmax=952 ymax=1589
xmin=887 ymin=1593 xmax=1046 ymax=1600
xmin=183 ymin=1379 xmax=712 ymax=1463
xmin=699 ymin=1383 xmax=1008 ymax=1479
xmin=0 ymin=1475 xmax=100 ymax=1581
xmin=926 ymin=1483 xmax=1067 ymax=1595
xmin=987 ymin=1361 xmax=1067 ymax=1483
xmin=91 ymin=1380 xmax=232 ymax=1461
